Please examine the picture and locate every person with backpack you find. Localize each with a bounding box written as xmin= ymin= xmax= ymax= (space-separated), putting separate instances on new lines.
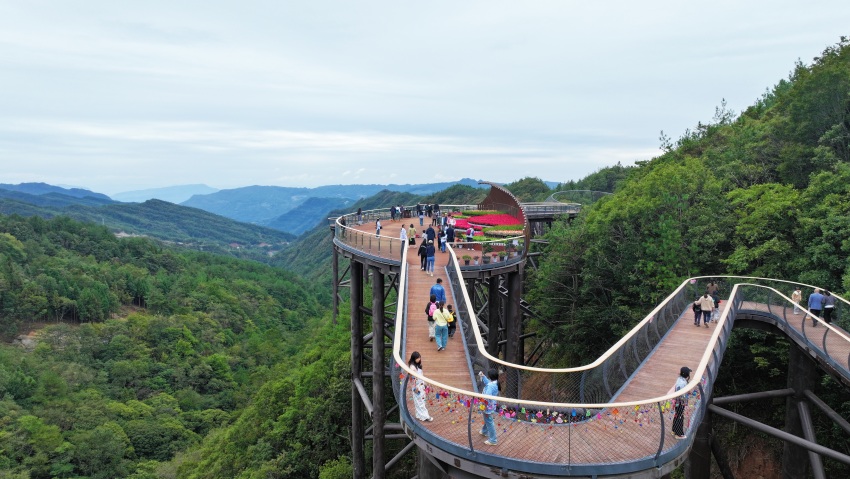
xmin=446 ymin=304 xmax=457 ymax=338
xmin=425 ymin=294 xmax=437 ymax=342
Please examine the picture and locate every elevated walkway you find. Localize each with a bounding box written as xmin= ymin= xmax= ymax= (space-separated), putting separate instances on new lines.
xmin=333 ymin=207 xmax=850 ymax=478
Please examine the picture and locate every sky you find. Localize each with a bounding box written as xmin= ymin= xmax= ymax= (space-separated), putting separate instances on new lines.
xmin=1 ymin=1 xmax=848 ymax=196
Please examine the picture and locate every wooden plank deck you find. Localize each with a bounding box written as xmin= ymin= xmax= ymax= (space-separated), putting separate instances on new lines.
xmin=342 ymin=219 xmax=850 ymax=467
xmin=616 ymin=311 xmax=715 ymax=402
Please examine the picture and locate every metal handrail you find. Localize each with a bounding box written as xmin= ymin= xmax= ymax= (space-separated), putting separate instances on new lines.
xmin=378 ymin=211 xmax=849 ymax=474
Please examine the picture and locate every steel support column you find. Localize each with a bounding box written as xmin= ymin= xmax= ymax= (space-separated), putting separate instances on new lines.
xmin=332 ymin=246 xmax=339 ymax=323
xmin=419 ymin=450 xmax=449 ymax=479
xmin=504 ymin=270 xmax=523 ymax=399
xmin=487 ymin=277 xmax=501 ymax=363
xmin=350 ymin=260 xmax=365 ymax=478
xmin=685 ymin=406 xmax=712 ymax=479
xmin=371 ymin=266 xmax=387 ymax=478
xmin=782 ymin=343 xmax=818 ymax=479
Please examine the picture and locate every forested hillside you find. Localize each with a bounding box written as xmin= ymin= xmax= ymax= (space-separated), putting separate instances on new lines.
xmin=1 ymin=37 xmax=848 ymax=479
xmin=0 ymin=214 xmax=352 ymax=478
xmin=526 ymin=38 xmax=850 ymax=475
xmin=0 ymin=198 xmax=295 ymax=263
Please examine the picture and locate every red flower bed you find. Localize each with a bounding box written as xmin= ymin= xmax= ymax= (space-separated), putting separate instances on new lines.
xmin=466 ymin=214 xmax=521 ymax=227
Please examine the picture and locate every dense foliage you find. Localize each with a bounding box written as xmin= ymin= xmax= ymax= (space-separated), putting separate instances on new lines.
xmin=2 ymin=37 xmax=849 ymax=479
xmin=526 ymin=38 xmax=850 ymax=475
xmin=0 ymin=214 xmax=349 ymax=478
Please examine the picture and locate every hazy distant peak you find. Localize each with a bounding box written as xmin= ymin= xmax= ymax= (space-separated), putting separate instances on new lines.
xmin=111 ymin=184 xmax=219 ymax=203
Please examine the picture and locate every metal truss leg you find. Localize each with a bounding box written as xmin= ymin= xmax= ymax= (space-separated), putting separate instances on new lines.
xmin=781 ymin=344 xmax=817 ymax=479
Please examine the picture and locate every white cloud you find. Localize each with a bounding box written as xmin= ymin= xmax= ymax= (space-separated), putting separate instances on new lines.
xmin=0 ymin=1 xmax=847 ymax=194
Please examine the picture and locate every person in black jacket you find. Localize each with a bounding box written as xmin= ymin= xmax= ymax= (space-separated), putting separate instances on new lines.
xmin=417 ymin=239 xmax=428 ymax=271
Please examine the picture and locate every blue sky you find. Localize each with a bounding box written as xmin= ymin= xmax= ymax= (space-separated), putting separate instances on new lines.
xmin=1 ymin=1 xmax=847 ymax=195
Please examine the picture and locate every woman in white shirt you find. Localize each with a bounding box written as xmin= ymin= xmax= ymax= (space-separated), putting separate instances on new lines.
xmin=407 ymin=351 xmax=433 ymax=422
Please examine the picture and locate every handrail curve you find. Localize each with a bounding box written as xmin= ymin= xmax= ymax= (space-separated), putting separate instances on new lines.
xmin=393 ymin=265 xmax=850 ymax=410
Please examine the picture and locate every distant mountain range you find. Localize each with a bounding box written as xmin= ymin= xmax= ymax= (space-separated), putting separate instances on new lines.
xmin=0 ymin=183 xmax=294 ymax=255
xmin=1 ymin=178 xmax=558 ymax=240
xmin=0 ymin=182 xmax=113 ymax=202
xmin=180 ymin=178 xmax=487 ymax=231
xmin=111 ymin=184 xmax=219 ymax=203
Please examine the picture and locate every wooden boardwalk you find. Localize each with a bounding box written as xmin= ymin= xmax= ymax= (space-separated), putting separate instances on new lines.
xmin=340 ymin=218 xmax=850 ymax=469
xmin=616 ymin=310 xmax=714 ymax=402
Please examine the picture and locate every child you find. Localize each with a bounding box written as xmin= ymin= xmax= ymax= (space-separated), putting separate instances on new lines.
xmin=692 ymin=299 xmax=701 ymax=326
xmin=446 ymin=304 xmax=456 ymax=338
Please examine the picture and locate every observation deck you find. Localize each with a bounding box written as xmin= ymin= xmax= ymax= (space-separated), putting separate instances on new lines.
xmin=331 ymin=198 xmax=850 ymax=478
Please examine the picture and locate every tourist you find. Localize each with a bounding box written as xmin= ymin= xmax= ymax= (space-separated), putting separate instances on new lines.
xmin=447 ymin=304 xmax=457 ymax=338
xmin=425 ymin=225 xmax=436 ymax=245
xmin=692 ymin=298 xmax=701 ymax=326
xmin=407 ymin=351 xmax=433 ymax=422
xmin=407 ymin=224 xmax=417 ymax=246
xmin=356 ymin=207 xmax=362 ymax=225
xmin=425 ymin=240 xmax=436 ymax=276
xmin=375 ymin=218 xmax=382 ymax=237
xmin=670 ymin=366 xmax=691 ymax=440
xmin=808 ymin=288 xmax=824 ymax=326
xmin=478 ymin=369 xmax=500 ymax=446
xmin=791 ymin=287 xmax=802 ymax=315
xmin=417 ymin=239 xmax=428 ymax=271
xmin=433 ymin=302 xmax=450 ymax=351
xmin=822 ymin=290 xmax=835 ymax=324
xmin=399 ymin=224 xmax=407 ymax=245
xmin=426 ymin=294 xmax=437 ymax=341
xmin=695 ymin=293 xmax=714 ymax=328
xmin=430 ymin=278 xmax=446 ymax=304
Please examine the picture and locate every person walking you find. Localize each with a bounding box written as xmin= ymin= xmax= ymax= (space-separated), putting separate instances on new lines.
xmin=417 ymin=239 xmax=428 ymax=271
xmin=808 ymin=288 xmax=824 ymax=326
xmin=670 ymin=366 xmax=691 ymax=439
xmin=439 ymin=229 xmax=447 ymax=253
xmin=478 ymin=369 xmax=500 ymax=446
xmin=822 ymin=290 xmax=835 ymax=324
xmin=695 ymin=293 xmax=714 ymax=328
xmin=375 ymin=218 xmax=382 ymax=237
xmin=430 ymin=278 xmax=446 ymax=304
xmin=425 ymin=240 xmax=436 ymax=276
xmin=425 ymin=225 xmax=436 ymax=245
xmin=426 ymin=294 xmax=437 ymax=342
xmin=446 ymin=304 xmax=457 ymax=338
xmin=356 ymin=207 xmax=362 ymax=225
xmin=465 ymin=226 xmax=475 ymax=250
xmin=433 ymin=302 xmax=450 ymax=351
xmin=692 ymin=298 xmax=701 ymax=326
xmin=407 ymin=352 xmax=433 ymax=422
xmin=399 ymin=225 xmax=407 ymax=245
xmin=791 ymin=287 xmax=802 ymax=315
xmin=407 ymin=224 xmax=417 ymax=246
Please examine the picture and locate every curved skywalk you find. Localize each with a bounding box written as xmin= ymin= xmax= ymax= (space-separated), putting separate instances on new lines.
xmin=333 ymin=209 xmax=850 ymax=478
